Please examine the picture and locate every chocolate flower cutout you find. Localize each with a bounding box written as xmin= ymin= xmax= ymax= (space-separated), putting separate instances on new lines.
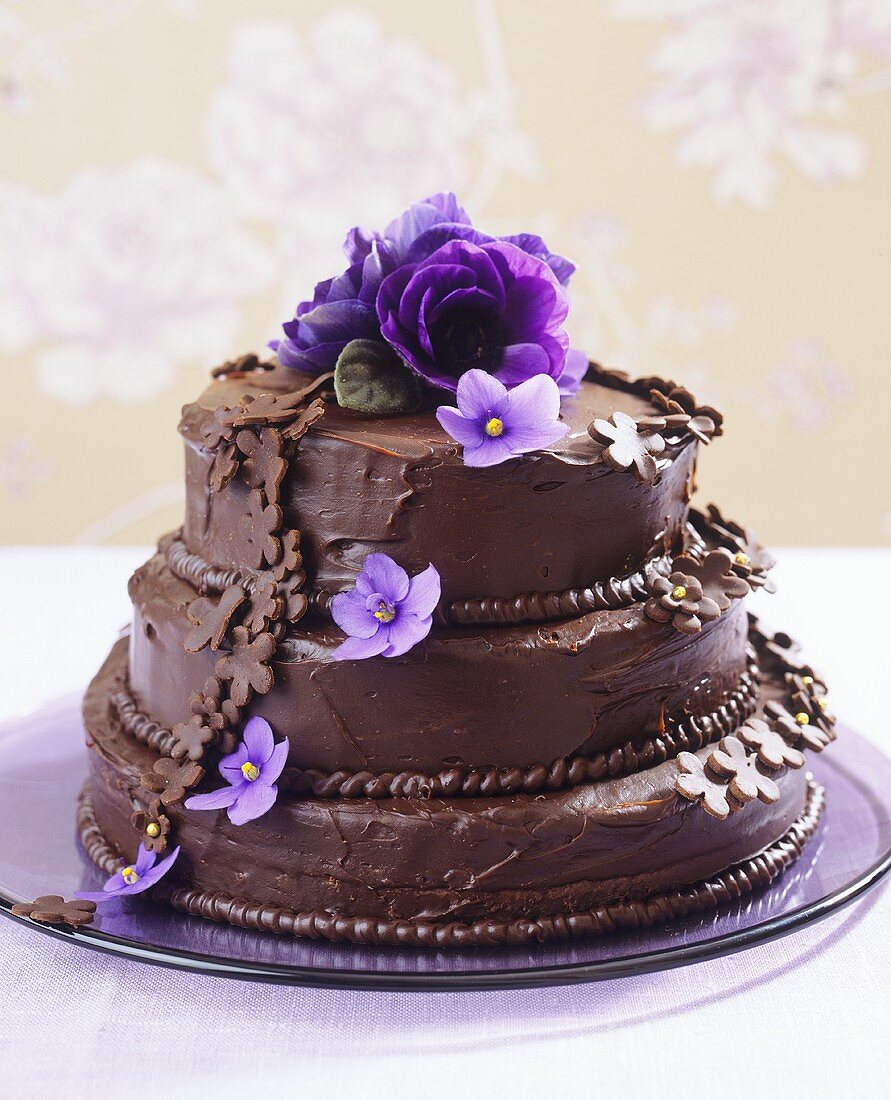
xmin=650 ymin=384 xmax=723 ymax=441
xmin=737 ymin=718 xmax=806 ymax=771
xmin=645 ymin=571 xmax=721 ymax=634
xmin=708 ymin=736 xmax=781 ymax=807
xmin=209 ymin=443 xmax=239 ymax=493
xmin=76 ymin=844 xmax=180 ymax=903
xmin=131 ymin=800 xmax=170 ymax=854
xmin=588 ymin=411 xmax=666 ymax=484
xmin=277 ymin=573 xmax=309 ymax=624
xmin=184 ymin=585 xmax=247 ymax=653
xmin=236 ymin=489 xmax=283 ymax=570
xmin=170 ymin=716 xmax=216 ymax=762
xmin=12 ymin=895 xmax=96 ymax=927
xmin=189 ymin=675 xmax=240 ymax=733
xmin=243 ymin=578 xmax=284 ymax=636
xmin=186 ymin=716 xmax=288 ymax=826
xmin=235 ymin=427 xmax=287 ymax=504
xmin=675 ymin=752 xmax=733 ymax=819
xmin=214 ymin=625 xmax=276 ymax=706
xmin=142 ymin=757 xmax=205 ymax=807
xmin=705 ymin=504 xmax=777 ymax=592
xmin=274 ymin=529 xmax=303 ymax=582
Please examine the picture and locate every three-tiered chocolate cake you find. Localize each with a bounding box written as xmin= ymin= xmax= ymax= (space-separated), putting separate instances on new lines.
xmin=79 ymin=195 xmax=835 ymax=946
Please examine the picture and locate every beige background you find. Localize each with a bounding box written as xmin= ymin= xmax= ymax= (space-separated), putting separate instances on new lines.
xmin=1 ymin=0 xmax=889 ymax=546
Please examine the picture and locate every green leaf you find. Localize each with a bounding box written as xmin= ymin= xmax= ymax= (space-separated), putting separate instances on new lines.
xmin=333 ymin=340 xmax=424 ymax=416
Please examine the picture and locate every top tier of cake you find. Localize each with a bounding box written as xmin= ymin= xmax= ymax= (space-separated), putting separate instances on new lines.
xmin=178 ymin=364 xmax=698 ymax=620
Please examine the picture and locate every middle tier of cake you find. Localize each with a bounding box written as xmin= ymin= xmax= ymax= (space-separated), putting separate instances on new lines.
xmin=124 ymin=551 xmax=753 ymax=781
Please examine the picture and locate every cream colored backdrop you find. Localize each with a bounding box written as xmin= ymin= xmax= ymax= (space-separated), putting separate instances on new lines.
xmin=2 ymin=0 xmax=889 ymax=545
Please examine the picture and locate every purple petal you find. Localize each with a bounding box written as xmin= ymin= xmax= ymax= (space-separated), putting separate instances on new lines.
xmin=133 ymin=845 xmax=157 ymax=875
xmin=500 ymin=233 xmax=576 ymax=286
xmin=505 ymin=372 xmax=562 ymax=426
xmin=557 ymin=349 xmax=588 ymax=396
xmin=501 ymin=276 xmax=560 ymax=343
xmin=435 ymin=406 xmax=486 ymax=448
xmin=243 ymin=715 xmax=275 ymax=764
xmin=405 ymin=223 xmax=492 ymax=264
xmin=496 ymin=343 xmax=553 ymax=387
xmin=185 ymin=783 xmax=244 ymax=812
xmin=228 ymin=781 xmax=278 ymax=826
xmin=298 ymin=299 xmax=378 ymax=344
xmin=384 ymin=192 xmax=473 ymax=256
xmin=360 ymin=553 xmax=410 ymax=603
xmin=126 ymin=846 xmax=181 ymax=893
xmin=400 ymin=564 xmax=441 ymax=619
xmin=103 ymin=872 xmax=127 ymax=894
xmin=331 ymin=631 xmax=391 ymax=661
xmin=455 ymin=369 xmax=508 ymax=421
xmin=503 ymin=419 xmax=568 ymax=452
xmin=261 ymin=739 xmax=289 ymax=786
xmin=380 ymin=614 xmax=433 ymax=657
xmin=331 ymin=590 xmax=380 ymax=639
xmin=75 ymin=887 xmax=129 ymax=902
xmin=462 ymin=435 xmax=517 ymax=468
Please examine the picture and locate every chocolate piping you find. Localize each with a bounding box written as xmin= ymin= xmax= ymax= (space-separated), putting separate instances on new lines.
xmin=76 ymin=780 xmax=823 ymax=948
xmin=162 ymin=531 xmax=675 ymax=625
xmin=107 ymin=661 xmax=759 ymax=797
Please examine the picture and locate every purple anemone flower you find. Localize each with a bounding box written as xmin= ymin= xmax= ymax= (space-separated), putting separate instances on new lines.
xmin=273 ymin=194 xmax=575 ymax=381
xmin=331 ymin=553 xmax=440 ymax=660
xmin=557 ymin=348 xmax=589 ymax=397
xmin=377 ymin=239 xmax=570 ymax=393
xmin=436 ymin=369 xmax=568 ymax=467
xmin=76 ymin=844 xmax=180 ymax=902
xmin=184 ymin=716 xmax=288 ymax=826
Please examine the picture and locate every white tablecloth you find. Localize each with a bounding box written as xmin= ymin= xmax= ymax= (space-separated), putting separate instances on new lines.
xmin=1 ymin=547 xmax=888 ymax=1099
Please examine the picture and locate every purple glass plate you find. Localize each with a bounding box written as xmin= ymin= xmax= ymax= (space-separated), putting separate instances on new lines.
xmin=0 ymin=696 xmax=888 ymax=990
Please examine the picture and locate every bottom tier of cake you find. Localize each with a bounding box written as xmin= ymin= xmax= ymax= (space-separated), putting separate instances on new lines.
xmin=80 ymin=630 xmax=826 ymax=947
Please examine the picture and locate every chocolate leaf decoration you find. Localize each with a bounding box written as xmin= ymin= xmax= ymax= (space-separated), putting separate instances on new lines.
xmin=334 ymin=339 xmax=424 ymax=416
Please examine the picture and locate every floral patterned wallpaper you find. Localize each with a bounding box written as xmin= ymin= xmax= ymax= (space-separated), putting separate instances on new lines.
xmin=1 ymin=0 xmax=889 ymax=544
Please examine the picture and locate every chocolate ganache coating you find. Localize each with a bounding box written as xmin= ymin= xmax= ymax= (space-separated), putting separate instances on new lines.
xmin=179 ymin=366 xmax=697 ymax=612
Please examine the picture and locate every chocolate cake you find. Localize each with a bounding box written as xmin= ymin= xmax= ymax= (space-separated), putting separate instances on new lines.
xmin=76 ymin=195 xmax=836 ymax=946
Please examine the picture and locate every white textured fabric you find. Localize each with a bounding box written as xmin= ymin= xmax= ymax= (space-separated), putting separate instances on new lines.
xmin=0 ymin=547 xmax=888 ymax=1099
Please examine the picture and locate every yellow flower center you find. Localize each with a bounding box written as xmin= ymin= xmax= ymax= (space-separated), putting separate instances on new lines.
xmin=145 ymin=822 xmax=161 ymax=838
xmin=122 ymin=866 xmax=139 ymax=886
xmin=241 ymin=761 xmax=260 ymax=782
xmin=795 ymin=712 xmax=810 ymax=726
xmin=484 ymin=417 xmax=504 ymax=437
xmin=671 ymin=585 xmax=687 ymax=600
xmin=374 ymin=601 xmax=396 ymax=623
xmin=734 ymin=552 xmax=749 ymax=566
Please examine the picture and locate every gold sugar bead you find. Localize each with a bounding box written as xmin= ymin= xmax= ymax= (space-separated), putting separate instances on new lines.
xmin=671 ymin=585 xmax=687 ymax=600
xmin=145 ymin=822 xmax=161 ymax=838
xmin=795 ymin=712 xmax=810 ymax=726
xmin=818 ymin=697 xmax=829 ymax=712
xmin=802 ymin=675 xmax=814 ymax=685
xmin=734 ymin=552 xmax=749 ymax=566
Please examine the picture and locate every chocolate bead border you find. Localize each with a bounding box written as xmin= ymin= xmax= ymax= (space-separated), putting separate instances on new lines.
xmin=77 ymin=780 xmax=824 ymax=948
xmin=162 ymin=531 xmax=675 ymax=626
xmin=108 ymin=658 xmax=759 ymax=798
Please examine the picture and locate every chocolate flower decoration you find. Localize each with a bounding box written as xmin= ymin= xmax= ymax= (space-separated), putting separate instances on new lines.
xmin=645 ymin=571 xmax=721 ymax=634
xmin=210 ymin=352 xmax=268 ymax=379
xmin=131 ymin=801 xmax=170 ymax=854
xmin=274 ymin=529 xmax=303 ymax=582
xmin=200 ymin=405 xmax=239 ymax=450
xmin=708 ymin=736 xmax=781 ymax=807
xmin=378 ymin=239 xmax=570 ymax=393
xmin=12 ymin=896 xmax=96 ymax=927
xmin=694 ymin=550 xmax=751 ymax=610
xmin=705 ymin=505 xmax=777 ymax=592
xmin=331 ymin=553 xmax=441 ymax=660
xmin=184 ymin=585 xmax=247 ymax=654
xmin=76 ymin=844 xmax=180 ymax=903
xmin=280 ymin=397 xmax=327 ymax=442
xmin=277 ymin=573 xmax=309 ymax=624
xmin=209 ymin=443 xmax=239 ymax=493
xmin=142 ymin=757 xmax=205 ymax=807
xmin=236 ymin=427 xmax=287 ymax=505
xmin=244 ymin=578 xmax=284 ymax=636
xmin=236 ymin=489 xmax=283 ymax=570
xmin=170 ymin=716 xmax=216 ymax=762
xmin=650 ymin=385 xmax=723 ymax=442
xmin=436 ymin=370 xmax=567 ymax=467
xmin=588 ymin=411 xmax=666 ymax=484
xmin=185 ymin=716 xmax=288 ymax=826
xmin=675 ymin=752 xmax=732 ymax=820
xmin=189 ymin=675 xmax=240 ymax=732
xmin=214 ymin=625 xmax=276 ymax=706
xmin=737 ymin=718 xmax=806 ymax=771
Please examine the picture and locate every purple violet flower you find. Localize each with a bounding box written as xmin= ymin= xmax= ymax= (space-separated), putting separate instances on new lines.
xmin=184 ymin=716 xmax=288 ymax=826
xmin=273 ymin=193 xmax=576 ymax=384
xmin=436 ymin=369 xmax=568 ymax=467
xmin=377 ymin=238 xmax=570 ymax=393
xmin=75 ymin=844 xmax=180 ymax=902
xmin=331 ymin=553 xmax=441 ymax=660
